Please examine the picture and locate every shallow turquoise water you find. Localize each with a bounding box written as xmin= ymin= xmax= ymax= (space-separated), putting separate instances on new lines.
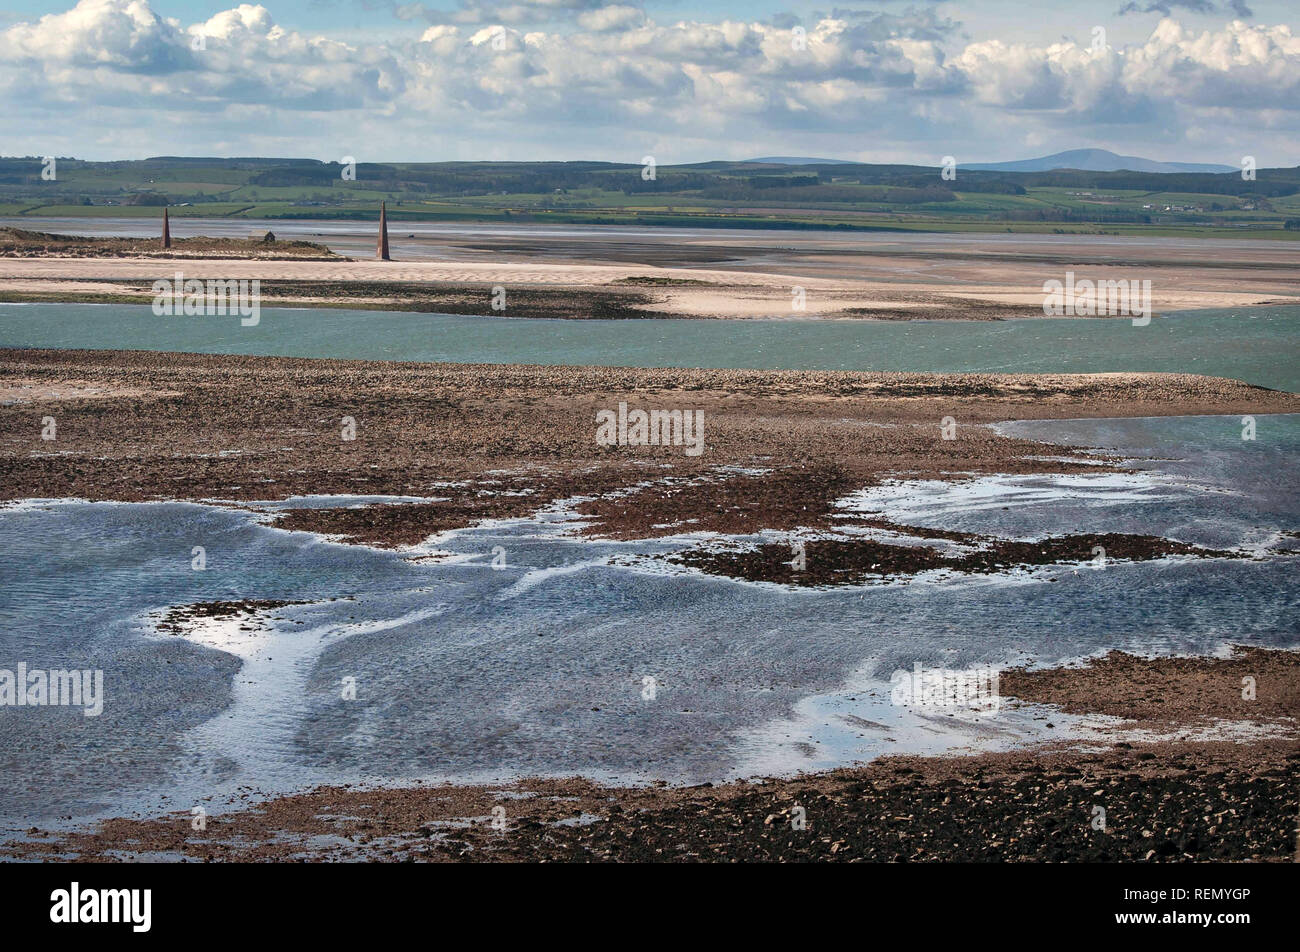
xmin=1 ymin=303 xmax=1296 ymax=391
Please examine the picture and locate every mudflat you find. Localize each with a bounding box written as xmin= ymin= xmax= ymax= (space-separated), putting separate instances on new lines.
xmin=4 ymin=349 xmax=1297 ymax=547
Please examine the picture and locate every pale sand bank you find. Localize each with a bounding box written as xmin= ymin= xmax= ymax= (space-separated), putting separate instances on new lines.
xmin=0 ymin=255 xmax=1289 ymax=319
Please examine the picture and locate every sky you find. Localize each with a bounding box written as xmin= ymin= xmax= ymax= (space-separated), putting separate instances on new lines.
xmin=0 ymin=0 xmax=1296 ymax=165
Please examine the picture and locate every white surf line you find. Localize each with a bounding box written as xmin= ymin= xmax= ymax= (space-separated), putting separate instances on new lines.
xmin=833 ymin=470 xmax=1190 ymax=526
xmin=491 ymin=560 xmax=610 ymax=600
xmin=1015 ymin=455 xmax=1113 ymax=466
xmin=729 ymin=655 xmax=1110 ymax=778
xmin=616 ymin=542 xmax=1211 ymax=596
xmin=242 ymin=493 xmax=452 ymax=508
xmin=393 ymin=463 xmax=1269 ymax=595
xmin=155 ymin=603 xmax=449 ymax=816
xmin=0 ymin=496 xmax=95 ymax=512
xmin=728 ymin=653 xmax=1297 ymax=780
xmin=1229 ymin=528 xmax=1300 ymax=559
xmin=992 ymin=412 xmax=1300 ymax=432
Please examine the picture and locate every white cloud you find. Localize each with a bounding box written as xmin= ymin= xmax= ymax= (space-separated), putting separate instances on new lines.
xmin=575 ymin=5 xmax=644 ymax=32
xmin=1 ymin=0 xmax=1296 ymax=162
xmin=0 ymin=0 xmax=186 ymax=70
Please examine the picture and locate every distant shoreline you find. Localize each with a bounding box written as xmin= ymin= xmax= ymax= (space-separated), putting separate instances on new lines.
xmin=6 ymin=153 xmax=1298 ymax=241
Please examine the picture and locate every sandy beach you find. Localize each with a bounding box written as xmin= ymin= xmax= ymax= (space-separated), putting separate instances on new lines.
xmin=3 ymin=225 xmax=1298 ymax=319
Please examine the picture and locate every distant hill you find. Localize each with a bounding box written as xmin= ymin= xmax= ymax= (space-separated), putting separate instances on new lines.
xmin=963 ymin=149 xmax=1237 ymax=174
xmin=746 ymin=156 xmax=857 ymax=165
xmin=3 ymin=154 xmax=1295 ymax=234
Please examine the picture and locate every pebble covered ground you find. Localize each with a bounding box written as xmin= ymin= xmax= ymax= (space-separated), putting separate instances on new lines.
xmin=6 ymin=731 xmax=1294 ymax=862
xmin=4 ymin=349 xmax=1294 ymax=551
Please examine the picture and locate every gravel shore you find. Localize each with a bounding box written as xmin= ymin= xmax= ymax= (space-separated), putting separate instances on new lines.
xmin=4 ymin=349 xmax=1296 ymax=547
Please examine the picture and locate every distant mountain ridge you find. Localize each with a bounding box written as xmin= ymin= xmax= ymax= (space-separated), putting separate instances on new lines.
xmin=745 ymin=149 xmax=1237 ymax=174
xmin=963 ymin=149 xmax=1236 ymax=174
xmin=746 ymin=156 xmax=857 ymax=165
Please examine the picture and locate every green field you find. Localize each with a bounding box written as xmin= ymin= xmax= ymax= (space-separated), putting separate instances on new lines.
xmin=3 ymin=156 xmax=1299 ymax=238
